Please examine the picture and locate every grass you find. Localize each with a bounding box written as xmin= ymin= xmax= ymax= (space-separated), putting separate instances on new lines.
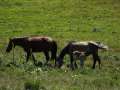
xmin=0 ymin=0 xmax=120 ymax=89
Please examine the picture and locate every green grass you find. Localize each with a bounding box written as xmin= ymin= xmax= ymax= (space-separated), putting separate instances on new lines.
xmin=0 ymin=0 xmax=120 ymax=89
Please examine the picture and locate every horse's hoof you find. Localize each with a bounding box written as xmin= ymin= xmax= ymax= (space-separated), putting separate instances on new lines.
xmin=67 ymin=64 xmax=70 ymax=68
xmin=92 ymin=67 xmax=95 ymax=69
xmin=35 ymin=61 xmax=43 ymax=67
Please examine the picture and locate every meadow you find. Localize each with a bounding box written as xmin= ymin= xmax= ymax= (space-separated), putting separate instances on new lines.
xmin=0 ymin=0 xmax=120 ymax=89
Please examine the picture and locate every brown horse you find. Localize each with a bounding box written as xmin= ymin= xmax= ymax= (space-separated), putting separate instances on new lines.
xmin=57 ymin=41 xmax=108 ymax=69
xmin=6 ymin=36 xmax=57 ymax=65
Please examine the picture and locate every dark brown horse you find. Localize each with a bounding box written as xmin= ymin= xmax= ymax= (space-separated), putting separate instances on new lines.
xmin=57 ymin=41 xmax=108 ymax=69
xmin=6 ymin=36 xmax=57 ymax=65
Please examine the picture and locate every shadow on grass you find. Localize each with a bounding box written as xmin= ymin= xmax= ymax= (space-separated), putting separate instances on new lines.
xmin=24 ymin=80 xmax=46 ymax=90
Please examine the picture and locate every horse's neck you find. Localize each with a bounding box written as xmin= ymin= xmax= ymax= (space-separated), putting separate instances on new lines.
xmin=59 ymin=46 xmax=68 ymax=59
xmin=14 ymin=39 xmax=27 ymax=48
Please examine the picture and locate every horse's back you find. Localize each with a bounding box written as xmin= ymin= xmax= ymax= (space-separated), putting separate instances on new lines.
xmin=28 ymin=36 xmax=53 ymax=42
xmin=27 ymin=36 xmax=54 ymax=52
xmin=72 ymin=41 xmax=88 ymax=46
xmin=69 ymin=41 xmax=90 ymax=52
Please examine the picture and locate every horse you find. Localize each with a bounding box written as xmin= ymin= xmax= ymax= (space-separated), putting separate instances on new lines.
xmin=6 ymin=36 xmax=57 ymax=66
xmin=57 ymin=41 xmax=108 ymax=69
xmin=72 ymin=51 xmax=86 ymax=68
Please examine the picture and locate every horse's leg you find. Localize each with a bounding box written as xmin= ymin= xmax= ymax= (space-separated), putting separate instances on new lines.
xmin=92 ymin=58 xmax=96 ymax=69
xmin=97 ymin=56 xmax=101 ymax=69
xmin=32 ymin=53 xmax=37 ymax=65
xmin=26 ymin=52 xmax=31 ymax=63
xmin=92 ymin=53 xmax=100 ymax=69
xmin=70 ymin=54 xmax=74 ymax=70
xmin=54 ymin=57 xmax=57 ymax=67
xmin=80 ymin=56 xmax=84 ymax=69
xmin=74 ymin=61 xmax=78 ymax=69
xmin=94 ymin=54 xmax=101 ymax=69
xmin=44 ymin=51 xmax=50 ymax=65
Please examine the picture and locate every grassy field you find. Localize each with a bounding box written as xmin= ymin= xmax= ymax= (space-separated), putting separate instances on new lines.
xmin=0 ymin=0 xmax=120 ymax=89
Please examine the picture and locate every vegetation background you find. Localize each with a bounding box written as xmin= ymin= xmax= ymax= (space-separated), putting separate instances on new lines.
xmin=0 ymin=0 xmax=120 ymax=89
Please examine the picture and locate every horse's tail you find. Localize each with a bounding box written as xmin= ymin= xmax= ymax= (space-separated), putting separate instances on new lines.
xmin=98 ymin=45 xmax=108 ymax=50
xmin=89 ymin=41 xmax=108 ymax=51
xmin=96 ymin=43 xmax=108 ymax=51
xmin=51 ymin=40 xmax=57 ymax=60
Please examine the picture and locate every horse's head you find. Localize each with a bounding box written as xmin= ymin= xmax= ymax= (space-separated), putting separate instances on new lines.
xmin=6 ymin=38 xmax=14 ymax=52
xmin=56 ymin=56 xmax=64 ymax=68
